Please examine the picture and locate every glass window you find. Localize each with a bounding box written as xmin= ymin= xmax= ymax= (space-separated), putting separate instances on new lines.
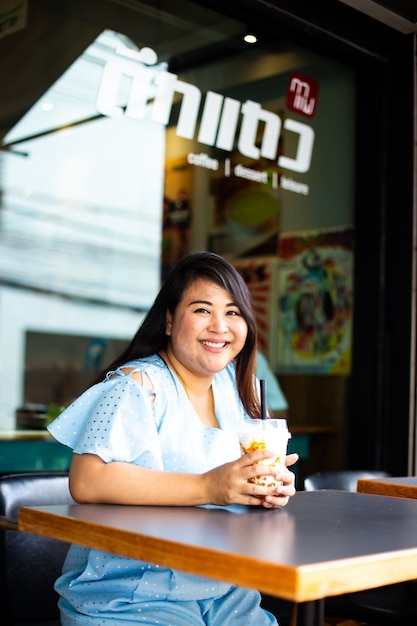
xmin=0 ymin=0 xmax=355 ymax=431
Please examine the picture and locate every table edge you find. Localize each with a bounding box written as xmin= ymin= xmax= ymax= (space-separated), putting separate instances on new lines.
xmin=18 ymin=505 xmax=417 ymax=602
xmin=357 ymin=479 xmax=417 ymax=499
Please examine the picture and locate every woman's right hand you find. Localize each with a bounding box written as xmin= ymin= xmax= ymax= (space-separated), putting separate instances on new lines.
xmin=203 ymin=451 xmax=297 ymax=508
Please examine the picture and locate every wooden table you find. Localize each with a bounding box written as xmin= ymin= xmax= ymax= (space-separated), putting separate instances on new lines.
xmin=357 ymin=475 xmax=417 ymax=499
xmin=18 ymin=490 xmax=417 ymax=626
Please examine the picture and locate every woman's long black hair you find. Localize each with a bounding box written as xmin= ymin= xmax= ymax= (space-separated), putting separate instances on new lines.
xmin=97 ymin=251 xmax=260 ymax=418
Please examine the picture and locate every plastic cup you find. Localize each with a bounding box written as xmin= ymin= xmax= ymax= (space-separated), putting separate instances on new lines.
xmin=238 ymin=418 xmax=291 ymax=489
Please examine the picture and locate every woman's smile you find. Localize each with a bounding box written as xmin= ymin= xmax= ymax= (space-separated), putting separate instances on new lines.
xmin=200 ymin=339 xmax=230 ymax=350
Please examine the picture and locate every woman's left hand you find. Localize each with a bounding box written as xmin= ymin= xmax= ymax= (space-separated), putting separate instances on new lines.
xmin=261 ymin=452 xmax=298 ymax=509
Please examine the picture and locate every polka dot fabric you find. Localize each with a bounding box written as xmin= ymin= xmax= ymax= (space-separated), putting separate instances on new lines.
xmin=48 ymin=354 xmax=278 ymax=625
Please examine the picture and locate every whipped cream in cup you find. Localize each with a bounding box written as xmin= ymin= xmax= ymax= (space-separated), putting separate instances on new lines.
xmin=239 ymin=418 xmax=291 ymax=489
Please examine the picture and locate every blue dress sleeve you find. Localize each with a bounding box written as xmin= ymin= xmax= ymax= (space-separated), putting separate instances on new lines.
xmin=47 ymin=375 xmax=164 ymax=469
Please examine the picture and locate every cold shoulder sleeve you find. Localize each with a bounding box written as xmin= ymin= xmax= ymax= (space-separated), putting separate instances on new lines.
xmin=47 ymin=375 xmax=164 ymax=469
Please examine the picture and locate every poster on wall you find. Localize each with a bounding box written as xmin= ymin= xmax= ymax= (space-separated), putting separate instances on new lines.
xmin=276 ymin=226 xmax=354 ymax=374
xmin=233 ymin=257 xmax=279 ymax=366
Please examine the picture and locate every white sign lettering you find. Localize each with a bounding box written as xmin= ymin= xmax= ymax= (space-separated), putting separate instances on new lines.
xmin=96 ymin=47 xmax=315 ymax=175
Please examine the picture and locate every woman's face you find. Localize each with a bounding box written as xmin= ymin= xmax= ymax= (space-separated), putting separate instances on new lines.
xmin=166 ymin=278 xmax=248 ymax=378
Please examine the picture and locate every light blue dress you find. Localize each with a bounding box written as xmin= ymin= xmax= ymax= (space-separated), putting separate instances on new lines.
xmin=48 ymin=354 xmax=278 ymax=625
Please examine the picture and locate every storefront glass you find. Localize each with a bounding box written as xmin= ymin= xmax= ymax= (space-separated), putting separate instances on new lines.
xmin=0 ymin=0 xmax=355 ymax=442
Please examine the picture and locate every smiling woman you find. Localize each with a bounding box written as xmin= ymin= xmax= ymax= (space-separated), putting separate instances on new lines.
xmin=47 ymin=251 xmax=298 ymax=626
xmin=160 ymin=278 xmax=249 ymax=428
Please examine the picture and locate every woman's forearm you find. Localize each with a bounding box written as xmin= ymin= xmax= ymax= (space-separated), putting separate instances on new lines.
xmin=69 ymin=453 xmax=208 ymax=506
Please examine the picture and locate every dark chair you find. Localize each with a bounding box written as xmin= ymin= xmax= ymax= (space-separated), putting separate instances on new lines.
xmin=304 ymin=469 xmax=390 ymax=492
xmin=304 ymin=470 xmax=417 ymax=625
xmin=0 ymin=472 xmax=75 ymax=626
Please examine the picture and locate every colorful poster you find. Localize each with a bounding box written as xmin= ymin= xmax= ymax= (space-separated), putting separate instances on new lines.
xmin=276 ymin=227 xmax=353 ymax=374
xmin=233 ymin=257 xmax=279 ymax=366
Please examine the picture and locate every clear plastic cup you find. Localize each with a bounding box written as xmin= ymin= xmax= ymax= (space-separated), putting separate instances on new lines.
xmin=238 ymin=418 xmax=291 ymax=489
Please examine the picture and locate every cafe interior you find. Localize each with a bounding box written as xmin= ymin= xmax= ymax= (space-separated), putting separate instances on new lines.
xmin=0 ymin=1 xmax=416 ymax=625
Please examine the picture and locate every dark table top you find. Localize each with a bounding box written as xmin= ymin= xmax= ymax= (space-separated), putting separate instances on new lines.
xmin=19 ymin=489 xmax=417 ymax=602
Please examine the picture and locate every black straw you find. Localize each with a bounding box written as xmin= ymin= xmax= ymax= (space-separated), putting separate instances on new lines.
xmin=260 ymin=379 xmax=267 ymax=420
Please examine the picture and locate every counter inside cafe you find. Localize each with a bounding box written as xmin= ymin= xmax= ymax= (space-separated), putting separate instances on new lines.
xmin=0 ymin=403 xmax=72 ymax=473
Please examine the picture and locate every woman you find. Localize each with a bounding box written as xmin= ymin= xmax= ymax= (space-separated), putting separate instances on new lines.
xmin=48 ymin=251 xmax=298 ymax=626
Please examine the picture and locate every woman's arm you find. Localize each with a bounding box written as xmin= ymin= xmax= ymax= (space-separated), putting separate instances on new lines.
xmin=70 ymin=452 xmax=207 ymax=506
xmin=69 ymin=450 xmax=297 ymax=508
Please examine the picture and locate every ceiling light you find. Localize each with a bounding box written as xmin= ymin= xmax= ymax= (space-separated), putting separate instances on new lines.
xmin=41 ymin=102 xmax=54 ymax=111
xmin=243 ymin=33 xmax=257 ymax=44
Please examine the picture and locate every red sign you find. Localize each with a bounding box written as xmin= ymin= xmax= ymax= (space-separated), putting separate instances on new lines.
xmin=286 ymin=72 xmax=319 ymax=118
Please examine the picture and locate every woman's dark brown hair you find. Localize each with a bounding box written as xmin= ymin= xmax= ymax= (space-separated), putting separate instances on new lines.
xmin=98 ymin=251 xmax=260 ymax=418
